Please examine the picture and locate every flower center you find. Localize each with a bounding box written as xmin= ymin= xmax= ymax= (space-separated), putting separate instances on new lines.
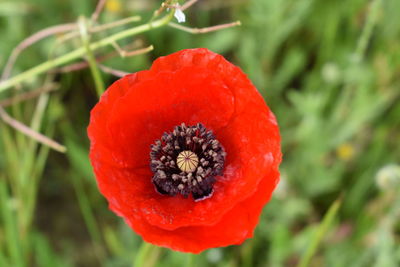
xmin=150 ymin=123 xmax=226 ymax=201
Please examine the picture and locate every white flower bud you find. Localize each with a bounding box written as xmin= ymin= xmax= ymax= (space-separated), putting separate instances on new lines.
xmin=174 ymin=8 xmax=186 ymax=23
xmin=321 ymin=62 xmax=341 ymax=84
xmin=376 ymin=164 xmax=400 ymax=191
xmin=206 ymin=248 xmax=222 ymax=263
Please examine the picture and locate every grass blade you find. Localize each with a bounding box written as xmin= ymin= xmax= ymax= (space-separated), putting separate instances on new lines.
xmin=297 ymin=196 xmax=342 ymax=267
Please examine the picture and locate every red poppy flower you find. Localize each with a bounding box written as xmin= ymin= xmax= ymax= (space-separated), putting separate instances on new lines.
xmin=88 ymin=48 xmax=281 ymax=253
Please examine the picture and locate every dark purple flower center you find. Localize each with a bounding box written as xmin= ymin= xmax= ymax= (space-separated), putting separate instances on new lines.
xmin=150 ymin=123 xmax=226 ymax=201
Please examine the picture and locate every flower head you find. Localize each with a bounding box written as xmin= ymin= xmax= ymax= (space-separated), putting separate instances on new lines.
xmin=376 ymin=164 xmax=400 ymax=191
xmin=88 ymin=48 xmax=281 ymax=253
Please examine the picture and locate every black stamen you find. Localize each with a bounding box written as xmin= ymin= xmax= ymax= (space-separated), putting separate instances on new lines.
xmin=149 ymin=123 xmax=226 ymax=201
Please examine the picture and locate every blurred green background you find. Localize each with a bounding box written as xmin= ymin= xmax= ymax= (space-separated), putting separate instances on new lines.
xmin=0 ymin=0 xmax=399 ymax=266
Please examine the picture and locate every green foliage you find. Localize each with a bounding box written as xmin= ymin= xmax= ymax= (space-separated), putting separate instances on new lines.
xmin=1 ymin=0 xmax=399 ymax=266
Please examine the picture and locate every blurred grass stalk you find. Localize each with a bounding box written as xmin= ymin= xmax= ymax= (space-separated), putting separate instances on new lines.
xmin=0 ymin=6 xmax=176 ymax=92
xmin=296 ymin=197 xmax=342 ymax=267
xmin=78 ymin=16 xmax=106 ymax=97
xmin=0 ymin=1 xmax=178 ymax=266
xmin=0 ymin=89 xmax=53 ymax=267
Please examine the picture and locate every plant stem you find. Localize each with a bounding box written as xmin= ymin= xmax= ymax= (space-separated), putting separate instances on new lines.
xmin=0 ymin=180 xmax=24 ymax=267
xmin=133 ymin=242 xmax=153 ymax=267
xmin=354 ymin=0 xmax=382 ymax=61
xmin=0 ymin=10 xmax=175 ymax=92
xmin=78 ymin=16 xmax=105 ymax=97
xmin=186 ymin=253 xmax=196 ymax=267
xmin=296 ymin=197 xmax=342 ymax=267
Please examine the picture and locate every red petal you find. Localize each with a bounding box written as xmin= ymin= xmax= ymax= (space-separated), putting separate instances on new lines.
xmin=106 ymin=65 xmax=234 ymax=169
xmin=102 ymin=165 xmax=280 ymax=253
xmin=141 ymin=99 xmax=280 ymax=230
xmin=88 ymin=48 xmax=282 ymax=247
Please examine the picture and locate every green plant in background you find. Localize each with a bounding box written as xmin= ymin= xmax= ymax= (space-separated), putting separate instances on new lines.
xmin=0 ymin=0 xmax=399 ymax=266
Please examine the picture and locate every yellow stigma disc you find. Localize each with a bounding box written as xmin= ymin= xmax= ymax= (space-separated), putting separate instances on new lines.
xmin=176 ymin=151 xmax=199 ymax=173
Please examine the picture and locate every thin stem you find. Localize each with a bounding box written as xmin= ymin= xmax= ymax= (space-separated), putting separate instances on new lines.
xmin=354 ymin=0 xmax=382 ymax=62
xmin=0 ymin=10 xmax=175 ymax=92
xmin=149 ymin=0 xmax=173 ymax=23
xmin=54 ymin=16 xmax=142 ymax=47
xmin=57 ymin=16 xmax=142 ymax=47
xmin=186 ymin=253 xmax=196 ymax=267
xmin=91 ymin=0 xmax=107 ymax=22
xmin=91 ymin=16 xmax=141 ymax=32
xmin=53 ymin=40 xmax=144 ymax=73
xmin=0 ymin=84 xmax=56 ymax=107
xmin=78 ymin=16 xmax=105 ymax=97
xmin=181 ymin=0 xmax=198 ymax=11
xmin=0 ymin=180 xmax=24 ymax=267
xmin=20 ymin=92 xmax=50 ymax=238
xmin=0 ymin=106 xmax=66 ymax=152
xmin=296 ymin=197 xmax=342 ymax=267
xmin=133 ymin=242 xmax=153 ymax=267
xmin=71 ymin=168 xmax=105 ymax=263
xmin=99 ymin=65 xmax=129 ymax=77
xmin=132 ymin=242 xmax=162 ymax=267
xmin=332 ymin=0 xmax=382 ymax=128
xmin=0 ymin=24 xmax=77 ymax=81
xmin=111 ymin=43 xmax=154 ymax=58
xmin=168 ymin=21 xmax=241 ymax=34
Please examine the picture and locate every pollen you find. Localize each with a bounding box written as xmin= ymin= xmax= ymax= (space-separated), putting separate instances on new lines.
xmin=177 ymin=151 xmax=199 ymax=173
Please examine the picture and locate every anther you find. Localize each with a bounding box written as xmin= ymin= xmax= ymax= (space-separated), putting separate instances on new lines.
xmin=149 ymin=123 xmax=226 ymax=201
